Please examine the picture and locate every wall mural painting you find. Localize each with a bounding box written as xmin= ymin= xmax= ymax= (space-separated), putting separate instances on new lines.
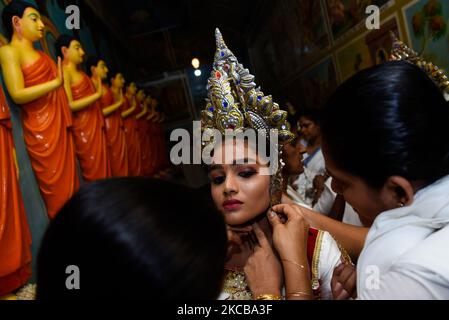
xmin=403 ymin=0 xmax=449 ymax=73
xmin=336 ymin=16 xmax=400 ymax=82
xmin=279 ymin=0 xmax=330 ymax=76
xmin=248 ymin=25 xmax=280 ymax=95
xmin=326 ymin=0 xmax=394 ymax=41
xmin=297 ymin=56 xmax=338 ymax=109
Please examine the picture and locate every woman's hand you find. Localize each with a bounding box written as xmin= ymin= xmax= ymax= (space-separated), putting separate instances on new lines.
xmin=244 ymin=223 xmax=282 ymax=298
xmin=95 ymin=75 xmax=103 ymax=97
xmin=269 ymin=204 xmax=310 ymax=261
xmin=331 ymin=262 xmax=357 ymax=300
xmin=118 ymin=89 xmax=124 ymax=103
xmin=269 ymin=204 xmax=313 ymax=300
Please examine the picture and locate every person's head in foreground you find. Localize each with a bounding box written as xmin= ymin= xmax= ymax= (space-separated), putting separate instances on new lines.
xmin=321 ymin=60 xmax=449 ymax=226
xmin=37 ymin=178 xmax=227 ymax=299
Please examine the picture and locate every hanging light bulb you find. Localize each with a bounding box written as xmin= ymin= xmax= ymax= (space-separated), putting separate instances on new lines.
xmin=191 ymin=58 xmax=200 ymax=69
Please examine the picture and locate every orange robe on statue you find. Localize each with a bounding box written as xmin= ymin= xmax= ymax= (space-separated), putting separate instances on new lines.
xmin=101 ymin=84 xmax=128 ymax=177
xmin=122 ymin=96 xmax=142 ymax=176
xmin=0 ymin=88 xmax=32 ymax=296
xmin=21 ymin=51 xmax=79 ymax=219
xmin=70 ymin=73 xmax=110 ymax=182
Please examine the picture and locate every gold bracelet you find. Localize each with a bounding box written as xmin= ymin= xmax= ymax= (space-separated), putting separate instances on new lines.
xmin=286 ymin=291 xmax=314 ymax=299
xmin=255 ymin=294 xmax=282 ymax=301
xmin=282 ymin=259 xmax=306 ymax=270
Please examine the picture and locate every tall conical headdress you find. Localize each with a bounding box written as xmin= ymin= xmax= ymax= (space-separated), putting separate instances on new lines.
xmin=202 ymin=28 xmax=295 ymax=143
xmin=389 ymin=32 xmax=449 ymax=100
xmin=202 ymin=28 xmax=295 ymax=205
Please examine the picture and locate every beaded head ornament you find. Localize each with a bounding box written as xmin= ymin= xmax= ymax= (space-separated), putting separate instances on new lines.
xmin=201 ymin=28 xmax=295 ymax=206
xmin=389 ymin=31 xmax=449 ymax=101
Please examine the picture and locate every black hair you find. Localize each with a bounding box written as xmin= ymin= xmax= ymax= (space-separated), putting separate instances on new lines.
xmin=321 ymin=60 xmax=449 ymax=189
xmin=298 ymin=108 xmax=321 ymax=124
xmin=85 ymin=55 xmax=102 ymax=75
xmin=54 ymin=34 xmax=78 ymax=59
xmin=37 ymin=177 xmax=227 ymax=299
xmin=2 ymin=0 xmax=38 ymax=39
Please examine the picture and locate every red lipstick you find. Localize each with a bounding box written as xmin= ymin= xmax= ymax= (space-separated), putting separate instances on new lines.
xmin=222 ymin=199 xmax=243 ymax=211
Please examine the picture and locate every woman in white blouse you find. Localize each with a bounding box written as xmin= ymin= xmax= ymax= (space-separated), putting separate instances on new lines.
xmin=270 ymin=61 xmax=449 ymax=299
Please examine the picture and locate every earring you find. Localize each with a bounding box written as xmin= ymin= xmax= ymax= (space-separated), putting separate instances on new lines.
xmin=398 ymin=202 xmax=405 ymax=208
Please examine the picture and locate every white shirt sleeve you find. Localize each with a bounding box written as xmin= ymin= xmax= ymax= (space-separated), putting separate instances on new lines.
xmin=358 ymin=264 xmax=449 ymax=300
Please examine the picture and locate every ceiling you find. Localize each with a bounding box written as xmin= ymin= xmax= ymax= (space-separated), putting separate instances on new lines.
xmin=85 ymin=0 xmax=268 ymax=81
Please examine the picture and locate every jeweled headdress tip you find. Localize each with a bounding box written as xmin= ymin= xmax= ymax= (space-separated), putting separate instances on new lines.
xmin=389 ymin=31 xmax=449 ymax=100
xmin=203 ymin=28 xmax=296 ymax=204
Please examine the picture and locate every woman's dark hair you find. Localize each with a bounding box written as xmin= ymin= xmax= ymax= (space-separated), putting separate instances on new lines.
xmin=54 ymin=34 xmax=78 ymax=59
xmin=2 ymin=1 xmax=38 ymax=39
xmin=321 ymin=60 xmax=449 ymax=188
xmin=299 ymin=108 xmax=321 ymax=124
xmin=37 ymin=178 xmax=227 ymax=299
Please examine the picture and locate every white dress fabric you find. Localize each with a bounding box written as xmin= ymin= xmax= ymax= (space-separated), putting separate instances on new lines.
xmin=303 ymin=148 xmax=325 ymax=178
xmin=313 ymin=179 xmax=363 ymax=226
xmin=291 ymin=167 xmax=314 ymax=206
xmin=293 ymin=149 xmax=326 ymax=206
xmin=290 ymin=177 xmax=363 ymax=226
xmin=357 ymin=174 xmax=449 ymax=299
xmin=313 ymin=178 xmax=334 ymax=216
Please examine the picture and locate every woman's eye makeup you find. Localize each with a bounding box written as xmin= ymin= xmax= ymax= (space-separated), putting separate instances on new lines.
xmin=238 ymin=169 xmax=257 ymax=178
xmin=210 ymin=175 xmax=225 ymax=185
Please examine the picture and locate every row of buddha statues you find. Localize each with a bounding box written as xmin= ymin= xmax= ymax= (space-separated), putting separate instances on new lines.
xmin=0 ymin=2 xmax=169 ymax=296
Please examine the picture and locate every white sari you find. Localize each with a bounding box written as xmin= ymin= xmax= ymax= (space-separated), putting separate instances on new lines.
xmin=357 ymin=174 xmax=449 ymax=299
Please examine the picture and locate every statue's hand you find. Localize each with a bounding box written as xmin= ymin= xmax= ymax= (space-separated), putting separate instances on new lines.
xmin=118 ymin=89 xmax=123 ymax=102
xmin=56 ymin=57 xmax=63 ymax=86
xmin=95 ymin=76 xmax=103 ymax=96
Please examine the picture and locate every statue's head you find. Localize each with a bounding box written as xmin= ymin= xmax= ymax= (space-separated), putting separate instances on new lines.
xmin=55 ymin=34 xmax=84 ymax=65
xmin=151 ymin=98 xmax=158 ymax=109
xmin=111 ymin=72 xmax=125 ymax=89
xmin=2 ymin=1 xmax=43 ymax=41
xmin=86 ymin=56 xmax=108 ymax=80
xmin=126 ymin=82 xmax=137 ymax=95
xmin=136 ymin=89 xmax=145 ymax=103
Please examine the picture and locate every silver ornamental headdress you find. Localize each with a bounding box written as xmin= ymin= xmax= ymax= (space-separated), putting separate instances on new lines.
xmin=202 ymin=28 xmax=295 ymax=206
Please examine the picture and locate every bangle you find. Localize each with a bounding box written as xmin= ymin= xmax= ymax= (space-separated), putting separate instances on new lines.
xmin=255 ymin=294 xmax=282 ymax=301
xmin=286 ymin=291 xmax=314 ymax=299
xmin=282 ymin=259 xmax=306 ymax=270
